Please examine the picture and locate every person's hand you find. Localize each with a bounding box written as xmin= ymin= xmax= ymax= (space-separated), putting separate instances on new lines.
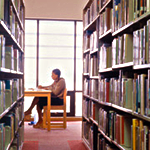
xmin=38 ymin=85 xmax=43 ymax=89
xmin=45 ymin=87 xmax=50 ymax=90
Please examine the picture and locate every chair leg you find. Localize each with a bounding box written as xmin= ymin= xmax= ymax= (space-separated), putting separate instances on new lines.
xmin=63 ymin=110 xmax=66 ymax=129
xmin=43 ymin=107 xmax=47 ymax=129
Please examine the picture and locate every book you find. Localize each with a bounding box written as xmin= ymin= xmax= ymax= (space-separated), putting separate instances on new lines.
xmin=132 ymin=119 xmax=139 ymax=150
xmin=0 ymin=123 xmax=5 ymax=150
xmin=140 ymin=74 xmax=147 ymax=115
xmin=0 ymin=0 xmax=4 ymax=20
xmin=0 ymin=113 xmax=15 ymax=141
xmin=0 ymin=35 xmax=5 ymax=68
xmin=5 ymin=80 xmax=12 ymax=109
xmin=147 ymin=70 xmax=150 ymax=117
xmin=123 ymin=34 xmax=133 ymax=63
xmin=125 ymin=78 xmax=133 ymax=109
xmin=124 ymin=117 xmax=132 ymax=148
xmin=126 ymin=0 xmax=134 ymax=23
xmin=5 ymin=45 xmax=13 ymax=70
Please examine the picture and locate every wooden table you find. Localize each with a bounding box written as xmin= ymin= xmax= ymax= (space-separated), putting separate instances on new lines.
xmin=24 ymin=89 xmax=51 ymax=131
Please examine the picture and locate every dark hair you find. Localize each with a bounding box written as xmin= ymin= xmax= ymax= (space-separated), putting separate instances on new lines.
xmin=52 ymin=69 xmax=61 ymax=77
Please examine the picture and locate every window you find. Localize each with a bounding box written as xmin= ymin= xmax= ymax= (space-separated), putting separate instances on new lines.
xmin=25 ymin=20 xmax=37 ymax=88
xmin=38 ymin=21 xmax=74 ymax=90
xmin=24 ymin=19 xmax=83 ymax=117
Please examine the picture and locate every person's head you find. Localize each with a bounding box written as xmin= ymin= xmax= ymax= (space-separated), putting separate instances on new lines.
xmin=51 ymin=69 xmax=61 ymax=81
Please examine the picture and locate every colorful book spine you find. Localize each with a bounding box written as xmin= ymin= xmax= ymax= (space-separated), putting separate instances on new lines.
xmin=132 ymin=119 xmax=139 ymax=150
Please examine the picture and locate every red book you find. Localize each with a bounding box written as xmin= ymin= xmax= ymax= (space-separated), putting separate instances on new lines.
xmin=105 ymin=79 xmax=110 ymax=103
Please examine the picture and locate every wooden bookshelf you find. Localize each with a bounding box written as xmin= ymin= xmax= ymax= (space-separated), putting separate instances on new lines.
xmin=82 ymin=0 xmax=150 ymax=150
xmin=0 ymin=0 xmax=25 ymax=149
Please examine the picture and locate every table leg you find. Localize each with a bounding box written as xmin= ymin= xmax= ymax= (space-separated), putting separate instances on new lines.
xmin=47 ymin=94 xmax=51 ymax=131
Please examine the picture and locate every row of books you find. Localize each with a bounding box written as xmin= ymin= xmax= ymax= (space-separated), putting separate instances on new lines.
xmin=98 ymin=72 xmax=150 ymax=116
xmin=84 ymin=31 xmax=98 ymax=52
xmin=0 ymin=108 xmax=24 ymax=150
xmin=99 ymin=7 xmax=112 ymax=36
xmin=84 ymin=0 xmax=99 ymax=27
xmin=99 ymin=0 xmax=110 ymax=10
xmin=83 ymin=99 xmax=96 ymax=121
xmin=133 ymin=20 xmax=150 ymax=65
xmin=85 ymin=19 xmax=150 ymax=71
xmin=112 ymin=33 xmax=133 ymax=66
xmin=112 ymin=0 xmax=149 ymax=32
xmin=101 ymin=18 xmax=150 ymax=68
xmin=83 ymin=78 xmax=90 ymax=96
xmin=97 ymin=136 xmax=116 ymax=150
xmin=83 ymin=53 xmax=98 ymax=76
xmin=98 ymin=108 xmax=150 ymax=149
xmin=90 ymin=55 xmax=98 ymax=76
xmin=13 ymin=0 xmax=24 ymax=24
xmin=99 ymin=44 xmax=112 ymax=70
xmin=84 ymin=71 xmax=150 ymax=117
xmin=0 ymin=0 xmax=24 ymax=47
xmin=0 ymin=35 xmax=24 ymax=72
xmin=85 ymin=0 xmax=150 ymax=34
xmin=83 ymin=99 xmax=90 ymax=119
xmin=0 ymin=79 xmax=23 ymax=114
xmin=83 ymin=121 xmax=93 ymax=149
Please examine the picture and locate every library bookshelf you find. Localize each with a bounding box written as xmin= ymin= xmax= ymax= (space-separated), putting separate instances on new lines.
xmin=0 ymin=0 xmax=25 ymax=149
xmin=82 ymin=0 xmax=150 ymax=150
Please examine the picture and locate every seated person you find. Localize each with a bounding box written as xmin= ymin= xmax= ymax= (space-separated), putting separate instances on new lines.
xmin=24 ymin=68 xmax=66 ymax=128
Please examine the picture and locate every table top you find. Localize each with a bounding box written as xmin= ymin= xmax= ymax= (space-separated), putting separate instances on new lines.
xmin=25 ymin=88 xmax=51 ymax=95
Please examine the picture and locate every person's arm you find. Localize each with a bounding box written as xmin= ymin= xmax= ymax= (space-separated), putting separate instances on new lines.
xmin=38 ymin=84 xmax=53 ymax=90
xmin=51 ymin=80 xmax=65 ymax=96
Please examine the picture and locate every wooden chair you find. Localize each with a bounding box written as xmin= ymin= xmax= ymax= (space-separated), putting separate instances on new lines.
xmin=43 ymin=89 xmax=67 ymax=130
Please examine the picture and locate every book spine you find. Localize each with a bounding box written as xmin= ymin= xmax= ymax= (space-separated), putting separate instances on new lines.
xmin=132 ymin=119 xmax=139 ymax=150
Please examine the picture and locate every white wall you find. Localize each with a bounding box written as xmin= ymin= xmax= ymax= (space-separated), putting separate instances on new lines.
xmin=25 ymin=0 xmax=88 ymax=20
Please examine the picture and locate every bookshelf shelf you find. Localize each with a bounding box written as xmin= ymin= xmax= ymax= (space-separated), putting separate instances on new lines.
xmin=112 ymin=62 xmax=133 ymax=70
xmin=133 ymin=64 xmax=150 ymax=70
xmin=83 ymin=73 xmax=90 ymax=77
xmin=84 ymin=15 xmax=99 ymax=32
xmin=0 ymin=21 xmax=23 ymax=51
xmin=99 ymin=29 xmax=112 ymax=41
xmin=99 ymin=0 xmax=112 ymax=14
xmin=90 ymin=76 xmax=99 ymax=79
xmin=111 ymin=104 xmax=133 ymax=114
xmin=0 ymin=67 xmax=23 ymax=75
xmin=90 ymin=48 xmax=98 ymax=55
xmin=89 ymin=117 xmax=98 ymax=126
xmin=99 ymin=67 xmax=113 ymax=73
xmin=83 ymin=116 xmax=90 ymax=123
xmin=0 ymin=101 xmax=17 ymax=119
xmin=98 ymin=128 xmax=112 ymax=143
xmin=83 ymin=94 xmax=90 ymax=99
xmin=0 ymin=95 xmax=23 ymax=119
xmin=112 ymin=22 xmax=134 ymax=37
xmin=84 ymin=49 xmax=90 ymax=54
xmin=132 ymin=112 xmax=150 ymax=123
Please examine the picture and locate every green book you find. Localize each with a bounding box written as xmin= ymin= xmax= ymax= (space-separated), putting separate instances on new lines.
xmin=0 ymin=0 xmax=4 ymax=20
xmin=127 ymin=0 xmax=134 ymax=23
xmin=5 ymin=46 xmax=13 ymax=69
xmin=5 ymin=126 xmax=11 ymax=149
xmin=5 ymin=89 xmax=12 ymax=109
xmin=125 ymin=78 xmax=133 ymax=109
xmin=124 ymin=117 xmax=132 ymax=147
xmin=0 ymin=35 xmax=5 ymax=68
xmin=123 ymin=34 xmax=133 ymax=63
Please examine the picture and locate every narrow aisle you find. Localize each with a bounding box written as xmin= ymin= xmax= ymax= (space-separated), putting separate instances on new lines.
xmin=23 ymin=121 xmax=86 ymax=150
